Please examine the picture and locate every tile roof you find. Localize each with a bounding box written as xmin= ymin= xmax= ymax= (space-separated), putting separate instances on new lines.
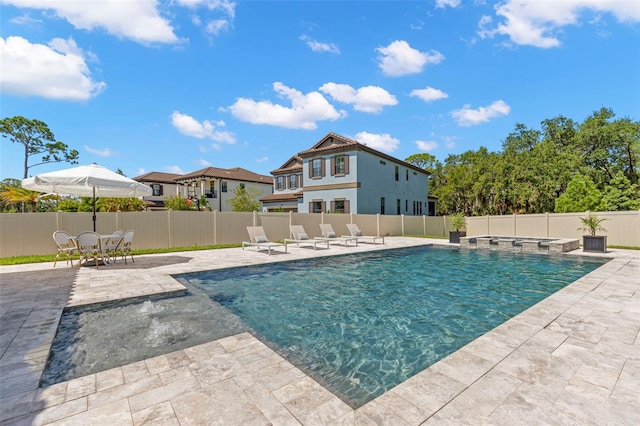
xmin=297 ymin=132 xmax=430 ymax=175
xmin=175 ymin=167 xmax=273 ymax=184
xmin=133 ymin=172 xmax=182 ymax=184
xmin=271 ymin=155 xmax=303 ymax=175
xmin=260 ymin=191 xmax=302 ymax=202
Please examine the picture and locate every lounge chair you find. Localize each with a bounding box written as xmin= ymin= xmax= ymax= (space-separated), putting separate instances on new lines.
xmin=53 ymin=230 xmax=77 ymax=267
xmin=317 ymin=224 xmax=358 ymax=247
xmin=285 ymin=225 xmax=329 ymax=250
xmin=345 ymin=223 xmax=385 ymax=244
xmin=242 ymin=226 xmax=287 ymax=255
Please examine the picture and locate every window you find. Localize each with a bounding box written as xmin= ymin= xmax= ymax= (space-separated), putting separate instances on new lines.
xmin=380 ymin=197 xmax=385 ymax=214
xmin=395 ymin=165 xmax=399 ymax=181
xmin=276 ymin=176 xmax=285 ymax=190
xmin=151 ymin=184 xmax=163 ymax=196
xmin=240 ymin=183 xmax=245 ymax=189
xmin=405 ymin=200 xmax=408 ymax=212
xmin=289 ymin=175 xmax=297 ymax=189
xmin=406 ymin=169 xmax=409 ymax=181
xmin=334 ymin=155 xmax=345 ymax=175
xmin=333 ymin=200 xmax=345 ymax=213
xmin=311 ymin=201 xmax=323 ymax=213
xmin=380 ymin=160 xmax=386 ymax=165
xmin=397 ymin=199 xmax=401 ymax=215
xmin=312 ymin=159 xmax=322 ymax=178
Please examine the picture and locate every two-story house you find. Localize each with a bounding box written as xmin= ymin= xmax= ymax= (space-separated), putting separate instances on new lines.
xmin=262 ymin=133 xmax=432 ymax=215
xmin=133 ymin=172 xmax=182 ymax=210
xmin=134 ymin=167 xmax=273 ymax=211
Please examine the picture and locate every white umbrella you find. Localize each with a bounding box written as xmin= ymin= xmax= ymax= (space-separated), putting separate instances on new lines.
xmin=22 ymin=163 xmax=152 ymax=231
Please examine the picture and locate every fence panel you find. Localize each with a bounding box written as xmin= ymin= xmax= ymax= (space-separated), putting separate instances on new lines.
xmin=170 ymin=211 xmax=216 ymax=247
xmin=257 ymin=213 xmax=290 ymax=241
xmin=291 ymin=213 xmax=324 ymax=238
xmin=425 ymin=216 xmax=446 ymax=237
xmin=350 ymin=214 xmax=378 ymax=236
xmin=514 ymin=214 xmax=549 ymax=238
xmin=403 ymin=216 xmax=425 ymax=236
xmin=216 ymin=211 xmax=254 ymax=245
xmin=379 ymin=215 xmax=402 ymax=236
xmin=119 ymin=211 xmax=170 ymax=250
xmin=0 ymin=213 xmax=57 ymax=257
xmin=324 ymin=214 xmax=351 ymax=237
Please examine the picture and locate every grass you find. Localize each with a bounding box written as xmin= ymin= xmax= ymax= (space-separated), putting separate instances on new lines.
xmin=0 ymin=244 xmax=241 ymax=266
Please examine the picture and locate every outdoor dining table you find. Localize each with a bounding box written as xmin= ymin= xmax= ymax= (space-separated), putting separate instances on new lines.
xmin=71 ymin=234 xmax=115 ymax=266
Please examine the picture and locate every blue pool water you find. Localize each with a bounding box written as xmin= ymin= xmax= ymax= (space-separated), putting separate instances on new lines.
xmin=178 ymin=246 xmax=608 ymax=407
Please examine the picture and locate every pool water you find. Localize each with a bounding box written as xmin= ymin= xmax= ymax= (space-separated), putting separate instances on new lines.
xmin=41 ymin=246 xmax=607 ymax=408
xmin=178 ymin=246 xmax=607 ymax=407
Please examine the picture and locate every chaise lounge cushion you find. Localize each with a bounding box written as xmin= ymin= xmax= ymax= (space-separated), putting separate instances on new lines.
xmin=255 ymin=235 xmax=268 ymax=243
xmin=326 ymin=232 xmax=336 ymax=238
xmin=298 ymin=233 xmax=308 ymax=240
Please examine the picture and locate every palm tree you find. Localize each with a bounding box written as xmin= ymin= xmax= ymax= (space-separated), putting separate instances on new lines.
xmin=0 ymin=186 xmax=41 ymax=212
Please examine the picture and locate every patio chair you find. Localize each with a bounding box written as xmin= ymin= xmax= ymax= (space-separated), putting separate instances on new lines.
xmin=242 ymin=226 xmax=287 ymax=255
xmin=117 ymin=229 xmax=135 ymax=264
xmin=102 ymin=229 xmax=124 ymax=264
xmin=317 ymin=224 xmax=358 ymax=247
xmin=345 ymin=223 xmax=385 ymax=244
xmin=76 ymin=231 xmax=104 ymax=269
xmin=53 ymin=230 xmax=77 ymax=267
xmin=285 ymin=225 xmax=329 ymax=250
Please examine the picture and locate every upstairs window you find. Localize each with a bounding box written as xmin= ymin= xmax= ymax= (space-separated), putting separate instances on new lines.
xmin=395 ymin=165 xmax=399 ymax=181
xmin=310 ymin=158 xmax=324 ymax=178
xmin=151 ymin=184 xmax=163 ymax=196
xmin=276 ymin=176 xmax=285 ymax=190
xmin=221 ymin=181 xmax=228 ymax=192
xmin=332 ymin=155 xmax=347 ymax=175
xmin=289 ymin=175 xmax=297 ymax=189
xmin=406 ymin=169 xmax=409 ymax=181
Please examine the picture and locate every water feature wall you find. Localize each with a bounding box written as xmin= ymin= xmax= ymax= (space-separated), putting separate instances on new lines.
xmin=459 ymin=236 xmax=580 ymax=253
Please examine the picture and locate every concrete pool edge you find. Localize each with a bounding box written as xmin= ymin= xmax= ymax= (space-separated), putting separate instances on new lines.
xmin=1 ymin=238 xmax=638 ymax=425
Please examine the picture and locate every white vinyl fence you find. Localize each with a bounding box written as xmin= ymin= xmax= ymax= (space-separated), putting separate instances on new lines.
xmin=1 ymin=210 xmax=638 ymax=257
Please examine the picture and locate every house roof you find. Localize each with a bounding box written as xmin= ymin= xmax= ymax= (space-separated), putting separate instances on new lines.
xmin=271 ymin=155 xmax=303 ymax=175
xmin=260 ymin=191 xmax=302 ymax=202
xmin=297 ymin=132 xmax=431 ymax=175
xmin=175 ymin=167 xmax=272 ymax=184
xmin=133 ymin=172 xmax=182 ymax=184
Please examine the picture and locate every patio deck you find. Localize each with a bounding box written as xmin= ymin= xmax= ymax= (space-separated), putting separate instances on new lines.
xmin=1 ymin=238 xmax=638 ymax=425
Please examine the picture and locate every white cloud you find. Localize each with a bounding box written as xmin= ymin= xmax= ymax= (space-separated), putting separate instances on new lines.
xmin=137 ymin=168 xmax=146 ymax=175
xmin=416 ymin=140 xmax=438 ymax=151
xmin=0 ymin=36 xmax=106 ymax=101
xmin=436 ymin=0 xmax=461 ymax=8
xmin=376 ymin=40 xmax=444 ymax=77
xmin=171 ymin=111 xmax=236 ymax=143
xmin=478 ymin=0 xmax=640 ymax=48
xmin=319 ymin=83 xmax=397 ymax=113
xmin=300 ymin=35 xmax=340 ymax=54
xmin=195 ymin=159 xmax=212 ymax=166
xmin=451 ymin=100 xmax=511 ymax=126
xmin=256 ymin=156 xmax=269 ymax=163
xmin=410 ymin=86 xmax=449 ymax=102
xmin=228 ymin=82 xmax=347 ymax=130
xmin=353 ymin=132 xmax=400 ymax=153
xmin=164 ymin=165 xmax=185 ymax=174
xmin=2 ymin=0 xmax=180 ymax=45
xmin=180 ymin=0 xmax=236 ymax=37
xmin=84 ymin=145 xmax=114 ymax=157
xmin=10 ymin=13 xmax=42 ymax=25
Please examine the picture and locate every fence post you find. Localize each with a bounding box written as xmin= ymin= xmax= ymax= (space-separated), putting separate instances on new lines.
xmin=167 ymin=210 xmax=172 ymax=248
xmin=546 ymin=212 xmax=550 ymax=237
xmin=376 ymin=214 xmax=380 ymax=237
xmin=423 ymin=215 xmax=426 ymax=237
xmin=213 ymin=210 xmax=218 ymax=245
xmin=350 ymin=212 xmax=354 ymax=224
xmin=401 ymin=214 xmax=405 ymax=236
xmin=321 ymin=212 xmax=325 ymax=224
xmin=252 ymin=211 xmax=257 ymax=226
xmin=486 ymin=215 xmax=490 ymax=234
xmin=56 ymin=210 xmax=61 ymax=231
xmin=513 ymin=214 xmax=517 ymax=236
xmin=289 ymin=210 xmax=293 ymax=227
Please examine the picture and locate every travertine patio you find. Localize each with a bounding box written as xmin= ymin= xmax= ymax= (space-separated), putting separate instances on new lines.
xmin=1 ymin=237 xmax=638 ymax=425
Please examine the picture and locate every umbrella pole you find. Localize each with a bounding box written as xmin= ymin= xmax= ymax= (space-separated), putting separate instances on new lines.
xmin=93 ymin=186 xmax=96 ymax=232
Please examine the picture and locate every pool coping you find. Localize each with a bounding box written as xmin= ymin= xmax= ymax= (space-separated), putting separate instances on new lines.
xmin=1 ymin=237 xmax=638 ymax=424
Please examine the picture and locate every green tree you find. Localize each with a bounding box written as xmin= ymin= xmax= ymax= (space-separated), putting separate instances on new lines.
xmin=229 ymin=185 xmax=261 ymax=212
xmin=555 ymin=174 xmax=604 ymax=212
xmin=57 ymin=198 xmax=80 ymax=212
xmin=164 ymin=194 xmax=195 ymax=211
xmin=601 ymin=172 xmax=640 ymax=211
xmin=0 ymin=116 xmax=79 ymax=179
xmin=98 ymin=197 xmax=146 ymax=212
xmin=404 ymin=153 xmax=438 ymax=173
xmin=0 ymin=186 xmax=41 ymax=212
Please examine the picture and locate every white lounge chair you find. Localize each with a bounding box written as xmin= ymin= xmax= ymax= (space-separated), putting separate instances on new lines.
xmin=285 ymin=225 xmax=329 ymax=250
xmin=317 ymin=224 xmax=358 ymax=247
xmin=345 ymin=223 xmax=385 ymax=244
xmin=242 ymin=226 xmax=287 ymax=255
xmin=53 ymin=230 xmax=77 ymax=267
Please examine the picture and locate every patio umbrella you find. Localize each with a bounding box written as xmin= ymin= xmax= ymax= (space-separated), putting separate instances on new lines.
xmin=22 ymin=163 xmax=152 ymax=231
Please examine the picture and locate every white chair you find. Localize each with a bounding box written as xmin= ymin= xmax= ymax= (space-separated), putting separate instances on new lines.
xmin=75 ymin=231 xmax=104 ymax=269
xmin=317 ymin=224 xmax=358 ymax=247
xmin=345 ymin=223 xmax=384 ymax=244
xmin=285 ymin=225 xmax=329 ymax=250
xmin=118 ymin=229 xmax=135 ymax=264
xmin=102 ymin=229 xmax=124 ymax=264
xmin=53 ymin=230 xmax=77 ymax=267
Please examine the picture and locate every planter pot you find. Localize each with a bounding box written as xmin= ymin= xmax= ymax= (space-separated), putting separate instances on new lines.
xmin=583 ymin=235 xmax=607 ymax=253
xmin=449 ymin=231 xmax=466 ymax=244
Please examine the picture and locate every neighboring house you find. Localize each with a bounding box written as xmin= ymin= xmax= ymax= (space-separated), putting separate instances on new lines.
xmin=133 ymin=172 xmax=182 ymax=210
xmin=174 ymin=167 xmax=273 ymax=211
xmin=261 ymin=155 xmax=304 ymax=212
xmin=262 ymin=132 xmax=432 ymax=215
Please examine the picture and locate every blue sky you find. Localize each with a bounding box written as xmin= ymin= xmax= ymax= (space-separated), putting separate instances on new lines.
xmin=1 ymin=0 xmax=639 ymax=181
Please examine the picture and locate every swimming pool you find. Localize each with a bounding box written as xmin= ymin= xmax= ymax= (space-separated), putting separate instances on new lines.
xmin=41 ymin=246 xmax=607 ymax=408
xmin=178 ymin=246 xmax=607 ymax=407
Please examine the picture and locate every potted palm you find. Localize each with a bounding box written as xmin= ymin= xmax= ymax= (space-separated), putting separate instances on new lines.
xmin=449 ymin=213 xmax=466 ymax=244
xmin=579 ymin=214 xmax=607 ymax=252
